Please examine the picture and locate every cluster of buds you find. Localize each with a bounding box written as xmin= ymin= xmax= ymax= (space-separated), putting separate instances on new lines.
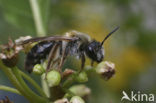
xmin=0 ymin=36 xmax=32 ymax=67
xmin=31 ymin=61 xmax=115 ymax=102
xmin=0 ymin=38 xmax=23 ymax=67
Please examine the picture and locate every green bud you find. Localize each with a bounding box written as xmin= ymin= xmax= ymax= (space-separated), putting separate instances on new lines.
xmin=64 ymin=93 xmax=72 ymax=98
xmin=33 ymin=64 xmax=45 ymax=75
xmin=69 ymin=85 xmax=91 ymax=97
xmin=47 ymin=70 xmax=61 ymax=87
xmin=96 ymin=61 xmax=115 ymax=80
xmin=70 ymin=96 xmax=85 ymax=103
xmin=76 ymin=71 xmax=88 ymax=83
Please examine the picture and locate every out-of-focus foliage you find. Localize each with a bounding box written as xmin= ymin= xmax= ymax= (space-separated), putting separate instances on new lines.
xmin=0 ymin=0 xmax=156 ymax=103
xmin=0 ymin=0 xmax=35 ymax=34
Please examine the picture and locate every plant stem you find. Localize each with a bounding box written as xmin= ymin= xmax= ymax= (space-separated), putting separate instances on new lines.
xmin=29 ymin=0 xmax=46 ymax=36
xmin=19 ymin=70 xmax=47 ymax=98
xmin=0 ymin=61 xmax=34 ymax=103
xmin=0 ymin=85 xmax=21 ymax=95
xmin=12 ymin=66 xmax=48 ymax=103
xmin=41 ymin=74 xmax=50 ymax=97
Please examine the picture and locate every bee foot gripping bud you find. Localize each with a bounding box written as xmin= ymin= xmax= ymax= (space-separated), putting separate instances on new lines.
xmin=46 ymin=70 xmax=61 ymax=87
xmin=70 ymin=96 xmax=85 ymax=103
xmin=32 ymin=64 xmax=45 ymax=75
xmin=96 ymin=61 xmax=115 ymax=80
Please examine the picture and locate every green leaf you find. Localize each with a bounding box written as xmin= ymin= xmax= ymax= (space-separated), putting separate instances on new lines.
xmin=0 ymin=0 xmax=50 ymax=34
xmin=0 ymin=0 xmax=35 ymax=34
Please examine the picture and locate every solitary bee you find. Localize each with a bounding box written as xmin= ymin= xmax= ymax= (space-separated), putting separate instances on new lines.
xmin=18 ymin=27 xmax=119 ymax=73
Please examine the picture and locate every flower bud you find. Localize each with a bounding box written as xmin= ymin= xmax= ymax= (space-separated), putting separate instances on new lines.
xmin=76 ymin=71 xmax=88 ymax=83
xmin=47 ymin=70 xmax=61 ymax=87
xmin=69 ymin=85 xmax=91 ymax=97
xmin=96 ymin=61 xmax=115 ymax=80
xmin=54 ymin=98 xmax=69 ymax=103
xmin=33 ymin=64 xmax=45 ymax=75
xmin=70 ymin=96 xmax=85 ymax=103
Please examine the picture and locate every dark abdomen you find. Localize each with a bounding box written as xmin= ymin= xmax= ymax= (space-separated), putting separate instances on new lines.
xmin=25 ymin=41 xmax=55 ymax=73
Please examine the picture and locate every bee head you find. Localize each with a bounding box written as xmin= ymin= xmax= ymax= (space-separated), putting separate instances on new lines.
xmin=85 ymin=40 xmax=104 ymax=62
xmin=85 ymin=26 xmax=119 ymax=63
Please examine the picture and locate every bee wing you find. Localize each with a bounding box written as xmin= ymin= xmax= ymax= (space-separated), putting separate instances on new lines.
xmin=18 ymin=36 xmax=78 ymax=45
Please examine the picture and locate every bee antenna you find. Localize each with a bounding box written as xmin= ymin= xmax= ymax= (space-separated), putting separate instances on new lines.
xmin=101 ymin=26 xmax=119 ymax=46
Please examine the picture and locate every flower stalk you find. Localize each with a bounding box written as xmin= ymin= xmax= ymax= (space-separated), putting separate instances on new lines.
xmin=19 ymin=70 xmax=47 ymax=98
xmin=11 ymin=66 xmax=48 ymax=103
xmin=0 ymin=61 xmax=34 ymax=103
xmin=0 ymin=85 xmax=21 ymax=95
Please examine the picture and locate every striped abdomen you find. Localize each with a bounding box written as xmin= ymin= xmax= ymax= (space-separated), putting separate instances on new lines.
xmin=25 ymin=41 xmax=55 ymax=73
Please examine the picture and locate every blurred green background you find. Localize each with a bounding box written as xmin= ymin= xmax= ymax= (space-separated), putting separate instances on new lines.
xmin=0 ymin=0 xmax=156 ymax=103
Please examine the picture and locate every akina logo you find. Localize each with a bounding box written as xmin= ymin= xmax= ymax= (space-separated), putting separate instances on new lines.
xmin=121 ymin=91 xmax=155 ymax=102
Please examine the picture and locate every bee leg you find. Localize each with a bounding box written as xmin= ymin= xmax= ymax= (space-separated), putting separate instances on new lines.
xmin=58 ymin=47 xmax=68 ymax=73
xmin=49 ymin=58 xmax=60 ymax=70
xmin=45 ymin=43 xmax=60 ymax=79
xmin=80 ymin=53 xmax=86 ymax=71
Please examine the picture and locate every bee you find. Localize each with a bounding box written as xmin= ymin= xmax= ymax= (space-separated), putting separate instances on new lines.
xmin=18 ymin=27 xmax=119 ymax=73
